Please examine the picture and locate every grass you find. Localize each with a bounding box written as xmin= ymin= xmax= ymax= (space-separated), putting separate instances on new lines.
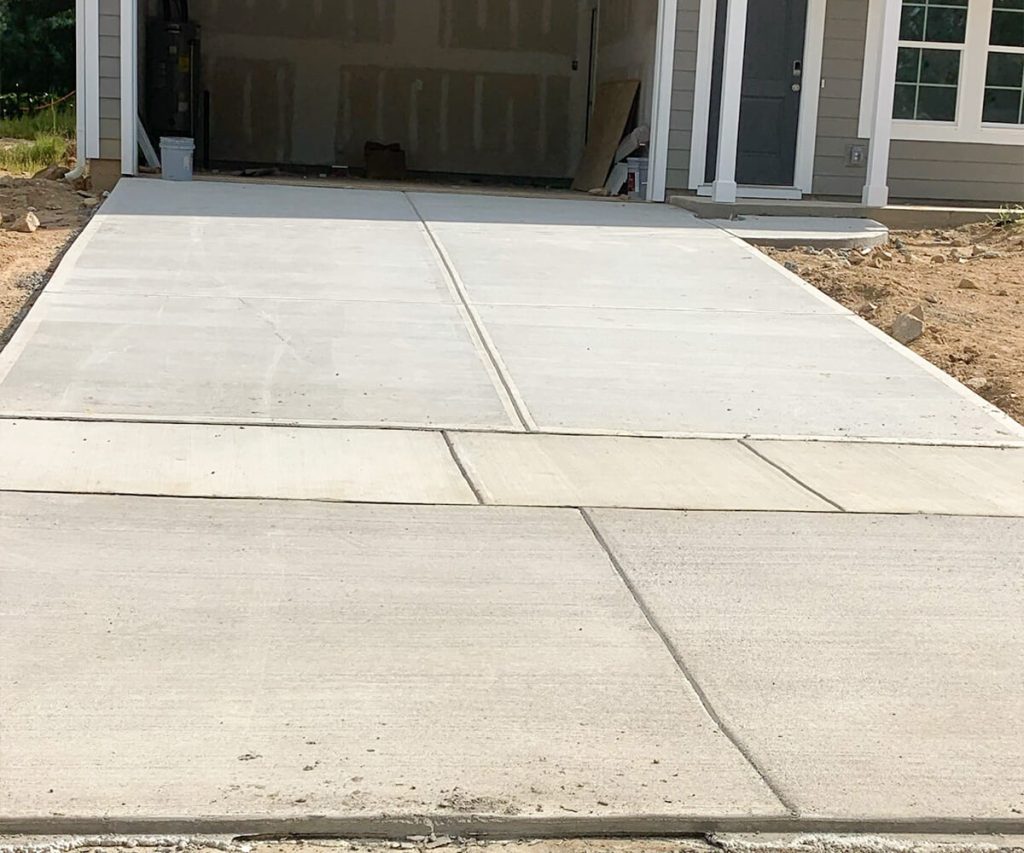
xmin=992 ymin=203 xmax=1024 ymax=228
xmin=0 ymin=133 xmax=72 ymax=174
xmin=0 ymin=106 xmax=76 ymax=140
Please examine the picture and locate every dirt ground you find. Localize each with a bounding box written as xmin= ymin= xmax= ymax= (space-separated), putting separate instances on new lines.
xmin=2 ymin=836 xmax=1023 ymax=853
xmin=0 ymin=172 xmax=94 ymax=345
xmin=763 ymin=219 xmax=1024 ymax=426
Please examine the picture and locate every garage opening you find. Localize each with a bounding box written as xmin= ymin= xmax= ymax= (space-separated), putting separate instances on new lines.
xmin=137 ymin=0 xmax=659 ymax=191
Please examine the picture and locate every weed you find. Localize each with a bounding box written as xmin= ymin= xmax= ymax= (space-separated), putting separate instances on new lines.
xmin=0 ymin=133 xmax=72 ymax=174
xmin=0 ymin=106 xmax=76 ymax=141
xmin=992 ymin=203 xmax=1024 ymax=228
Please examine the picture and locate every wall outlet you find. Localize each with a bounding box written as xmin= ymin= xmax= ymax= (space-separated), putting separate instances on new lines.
xmin=847 ymin=144 xmax=867 ymax=167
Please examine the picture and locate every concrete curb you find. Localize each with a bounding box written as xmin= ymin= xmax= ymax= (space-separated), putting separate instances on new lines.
xmin=2 ymin=816 xmax=1024 ymax=839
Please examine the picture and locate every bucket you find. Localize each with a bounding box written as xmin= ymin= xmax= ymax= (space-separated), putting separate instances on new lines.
xmin=626 ymin=156 xmax=649 ymax=200
xmin=160 ymin=137 xmax=195 ymax=181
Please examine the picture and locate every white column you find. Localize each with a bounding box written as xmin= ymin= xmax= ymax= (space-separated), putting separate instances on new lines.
xmin=120 ymin=0 xmax=138 ymax=176
xmin=862 ymin=0 xmax=901 ymax=207
xmin=647 ymin=0 xmax=679 ymax=202
xmin=711 ymin=0 xmax=748 ymax=203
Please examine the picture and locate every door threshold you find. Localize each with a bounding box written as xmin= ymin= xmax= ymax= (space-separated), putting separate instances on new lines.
xmin=697 ymin=184 xmax=804 ymax=201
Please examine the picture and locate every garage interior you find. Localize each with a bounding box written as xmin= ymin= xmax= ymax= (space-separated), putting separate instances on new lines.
xmin=138 ymin=0 xmax=659 ymax=187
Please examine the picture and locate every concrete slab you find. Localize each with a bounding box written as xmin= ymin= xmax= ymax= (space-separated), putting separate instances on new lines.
xmin=449 ymin=433 xmax=833 ymax=511
xmin=0 ymin=291 xmax=516 ymax=428
xmin=590 ymin=509 xmax=1024 ymax=820
xmin=708 ymin=217 xmax=889 ymax=250
xmin=0 ymin=419 xmax=475 ymax=504
xmin=749 ymin=440 xmax=1024 ymax=516
xmin=62 ymin=180 xmax=452 ymax=303
xmin=473 ymin=305 xmax=1021 ymax=442
xmin=0 ymin=493 xmax=785 ymax=821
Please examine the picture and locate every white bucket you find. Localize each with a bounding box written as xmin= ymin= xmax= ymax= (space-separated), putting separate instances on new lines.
xmin=160 ymin=137 xmax=195 ymax=181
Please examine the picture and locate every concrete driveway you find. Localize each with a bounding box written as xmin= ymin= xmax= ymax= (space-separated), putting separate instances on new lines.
xmin=0 ymin=178 xmax=1018 ymax=441
xmin=1 ymin=180 xmax=1023 ymax=835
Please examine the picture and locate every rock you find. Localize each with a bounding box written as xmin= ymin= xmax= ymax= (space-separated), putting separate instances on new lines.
xmin=892 ymin=237 xmax=905 ymax=250
xmin=877 ymin=249 xmax=894 ymax=261
xmin=75 ymin=190 xmax=94 ymax=199
xmin=958 ymin=277 xmax=980 ymax=290
xmin=891 ymin=312 xmax=924 ymax=345
xmin=925 ymin=292 xmax=940 ymax=304
xmin=856 ymin=301 xmax=878 ymax=318
xmin=997 ymin=288 xmax=1010 ymax=296
xmin=82 ymin=197 xmax=101 ymax=208
xmin=11 ymin=211 xmax=40 ymax=233
xmin=931 ymin=254 xmax=946 ymax=264
xmin=32 ymin=164 xmax=69 ymax=181
xmin=849 ymin=253 xmax=866 ymax=266
xmin=784 ymin=261 xmax=800 ymax=273
xmin=982 ymin=250 xmax=1002 ymax=259
xmin=908 ymin=303 xmax=925 ymax=320
xmin=966 ymin=376 xmax=988 ymax=391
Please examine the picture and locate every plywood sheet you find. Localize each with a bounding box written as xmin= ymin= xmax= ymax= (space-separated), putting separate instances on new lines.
xmin=572 ymin=79 xmax=639 ymax=192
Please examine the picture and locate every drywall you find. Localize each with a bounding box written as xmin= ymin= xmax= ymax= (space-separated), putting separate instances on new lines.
xmin=594 ymin=0 xmax=658 ymax=127
xmin=144 ymin=0 xmax=593 ymax=177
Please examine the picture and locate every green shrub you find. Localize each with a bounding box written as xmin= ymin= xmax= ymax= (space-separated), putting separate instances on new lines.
xmin=992 ymin=204 xmax=1024 ymax=228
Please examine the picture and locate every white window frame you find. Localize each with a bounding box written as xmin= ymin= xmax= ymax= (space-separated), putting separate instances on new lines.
xmin=860 ymin=0 xmax=1024 ymax=144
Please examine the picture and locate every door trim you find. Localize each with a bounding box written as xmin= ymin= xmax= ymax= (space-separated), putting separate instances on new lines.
xmin=688 ymin=0 xmax=826 ymax=196
xmin=648 ymin=0 xmax=680 ymax=202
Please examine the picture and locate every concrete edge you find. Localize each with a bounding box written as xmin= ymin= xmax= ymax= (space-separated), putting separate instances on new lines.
xmin=720 ymin=230 xmax=889 ymax=251
xmin=2 ymin=816 xmax=1024 ymax=839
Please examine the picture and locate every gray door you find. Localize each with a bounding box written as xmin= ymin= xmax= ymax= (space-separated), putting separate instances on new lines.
xmin=705 ymin=0 xmax=808 ymax=186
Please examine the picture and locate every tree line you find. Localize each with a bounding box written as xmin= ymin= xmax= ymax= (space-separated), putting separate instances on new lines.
xmin=0 ymin=0 xmax=76 ymax=117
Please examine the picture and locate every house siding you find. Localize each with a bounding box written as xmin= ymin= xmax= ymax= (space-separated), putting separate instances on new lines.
xmin=666 ymin=0 xmax=700 ymax=190
xmin=98 ymin=0 xmax=121 ymax=162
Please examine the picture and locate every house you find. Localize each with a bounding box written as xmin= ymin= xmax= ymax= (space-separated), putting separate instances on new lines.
xmin=77 ymin=0 xmax=1023 ymax=205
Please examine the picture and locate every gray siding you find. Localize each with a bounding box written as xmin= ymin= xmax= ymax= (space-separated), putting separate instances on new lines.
xmin=813 ymin=0 xmax=869 ymax=197
xmin=98 ymin=0 xmax=120 ymax=161
xmin=666 ymin=0 xmax=700 ymax=190
xmin=889 ymin=141 xmax=1024 ymax=204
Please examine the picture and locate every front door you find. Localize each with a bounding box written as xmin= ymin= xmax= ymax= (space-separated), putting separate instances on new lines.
xmin=705 ymin=0 xmax=808 ymax=186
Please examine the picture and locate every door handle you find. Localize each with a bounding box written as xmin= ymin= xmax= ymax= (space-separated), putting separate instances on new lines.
xmin=792 ymin=83 xmax=802 ymax=92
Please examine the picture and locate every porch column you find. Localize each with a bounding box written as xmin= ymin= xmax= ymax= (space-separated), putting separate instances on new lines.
xmin=862 ymin=0 xmax=901 ymax=207
xmin=710 ymin=0 xmax=748 ymax=203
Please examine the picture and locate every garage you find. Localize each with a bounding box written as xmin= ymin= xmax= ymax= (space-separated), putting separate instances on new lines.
xmin=134 ymin=0 xmax=663 ymax=190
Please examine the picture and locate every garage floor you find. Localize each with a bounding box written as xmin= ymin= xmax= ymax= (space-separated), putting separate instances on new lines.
xmin=2 ymin=180 xmax=1023 ymax=833
xmin=0 ymin=178 xmax=1018 ymax=442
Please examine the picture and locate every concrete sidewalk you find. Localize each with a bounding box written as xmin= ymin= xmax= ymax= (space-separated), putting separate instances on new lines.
xmin=1 ymin=181 xmax=1022 ymax=836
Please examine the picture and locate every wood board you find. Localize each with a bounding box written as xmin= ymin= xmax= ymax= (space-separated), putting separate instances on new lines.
xmin=572 ymin=79 xmax=640 ymax=193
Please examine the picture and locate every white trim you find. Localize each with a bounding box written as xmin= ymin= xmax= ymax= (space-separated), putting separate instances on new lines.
xmin=689 ymin=0 xmax=828 ymax=197
xmin=75 ymin=0 xmax=88 ymax=167
xmin=83 ymin=0 xmax=100 ymax=160
xmin=862 ymin=0 xmax=901 ymax=206
xmin=793 ymin=0 xmax=827 ymax=193
xmin=859 ymin=0 xmax=1024 ymax=145
xmin=688 ymin=0 xmax=719 ymax=190
xmin=647 ymin=0 xmax=679 ymax=202
xmin=711 ymin=0 xmax=748 ymax=202
xmin=697 ymin=183 xmax=804 ymax=199
xmin=120 ymin=0 xmax=138 ymax=175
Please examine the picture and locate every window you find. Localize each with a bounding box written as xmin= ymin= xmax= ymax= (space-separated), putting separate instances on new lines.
xmin=894 ymin=0 xmax=968 ymax=122
xmin=860 ymin=0 xmax=1024 ymax=143
xmin=984 ymin=0 xmax=1024 ymax=123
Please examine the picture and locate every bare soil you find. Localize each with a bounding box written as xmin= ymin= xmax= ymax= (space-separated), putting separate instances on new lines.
xmin=0 ymin=172 xmax=93 ymax=345
xmin=763 ymin=220 xmax=1024 ymax=426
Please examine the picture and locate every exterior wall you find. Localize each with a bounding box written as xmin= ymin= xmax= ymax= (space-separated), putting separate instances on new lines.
xmin=812 ymin=0 xmax=869 ymax=197
xmin=98 ymin=0 xmax=122 ymax=162
xmin=888 ymin=141 xmax=1024 ymax=204
xmin=665 ymin=0 xmax=700 ymax=190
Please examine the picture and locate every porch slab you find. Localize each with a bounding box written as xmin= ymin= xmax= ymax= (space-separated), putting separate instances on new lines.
xmin=448 ymin=432 xmax=833 ymax=511
xmin=0 ymin=493 xmax=785 ymax=822
xmin=0 ymin=419 xmax=476 ymax=504
xmin=708 ymin=216 xmax=889 ymax=250
xmin=748 ymin=440 xmax=1024 ymax=515
xmin=589 ymin=509 xmax=1024 ymax=820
